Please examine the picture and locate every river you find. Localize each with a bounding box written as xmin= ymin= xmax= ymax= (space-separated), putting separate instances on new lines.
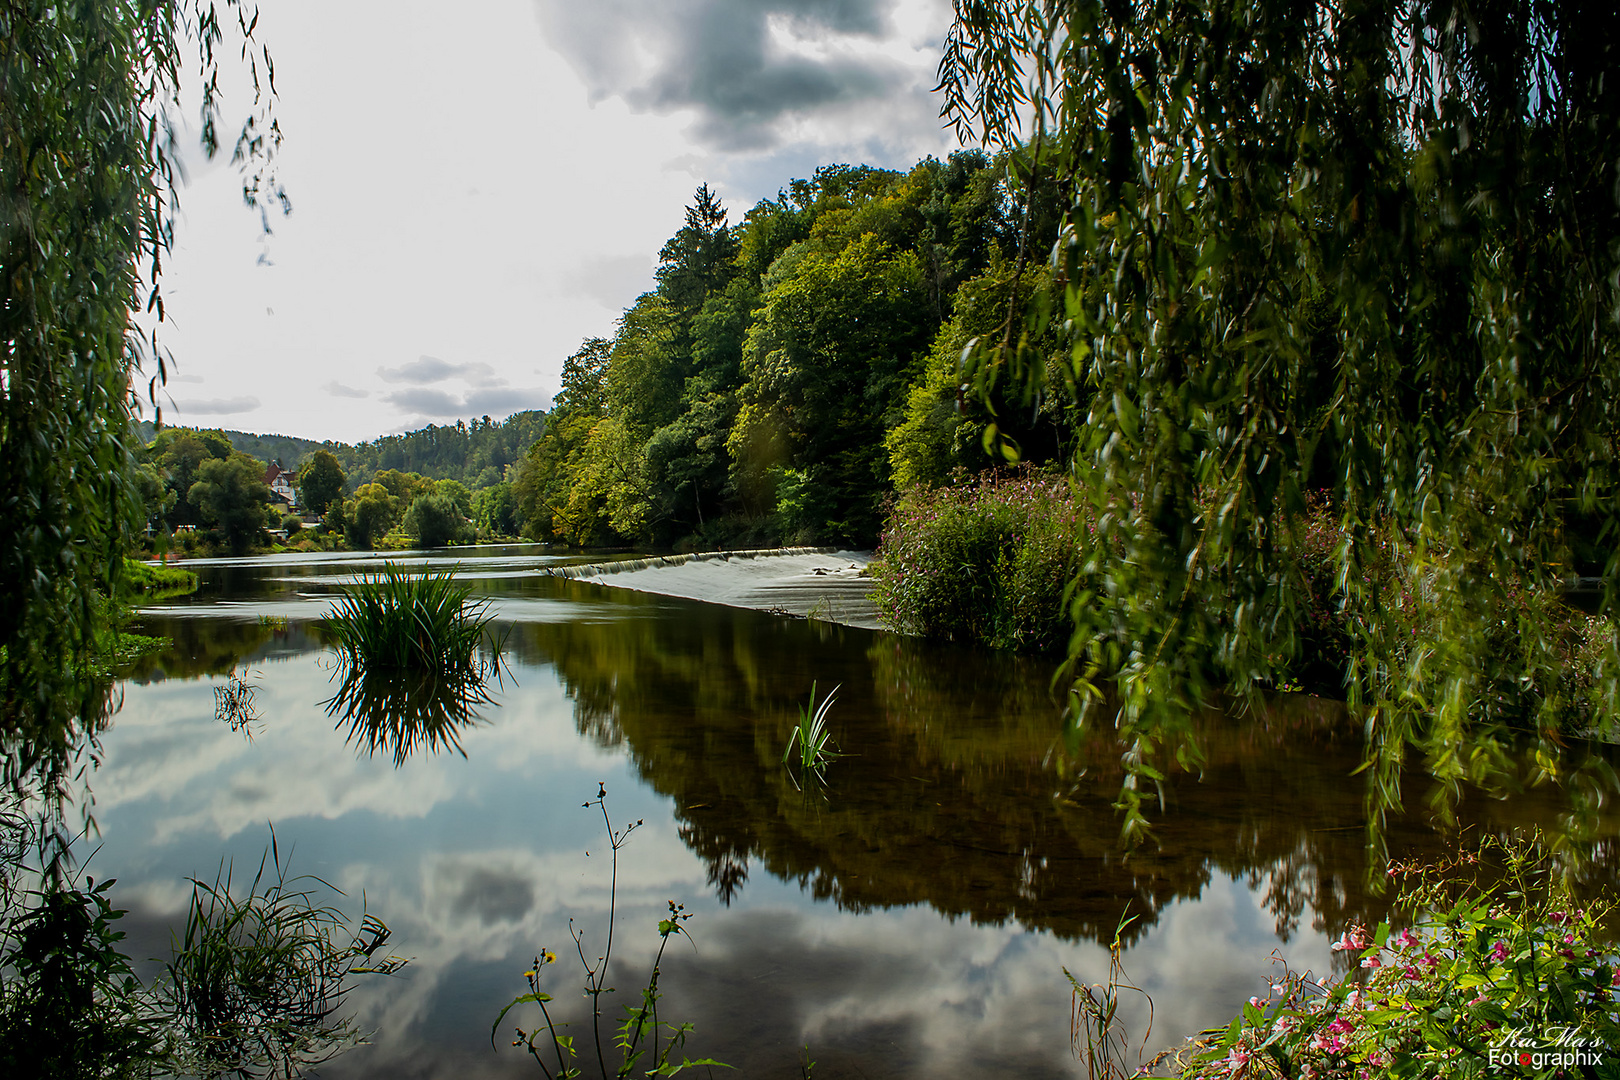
xmin=79 ymin=545 xmax=1619 ymax=1078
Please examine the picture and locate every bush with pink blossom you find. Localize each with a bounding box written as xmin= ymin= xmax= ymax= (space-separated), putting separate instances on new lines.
xmin=1180 ymin=835 xmax=1619 ymax=1079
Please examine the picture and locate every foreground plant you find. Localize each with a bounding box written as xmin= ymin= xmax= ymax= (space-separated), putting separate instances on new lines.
xmin=1181 ymin=833 xmax=1620 ymax=1079
xmin=0 ymin=812 xmax=404 ymax=1079
xmin=327 ymin=562 xmax=501 ymax=675
xmin=782 ymin=681 xmax=841 ymax=777
xmin=494 ymin=784 xmax=724 ymax=1079
xmin=157 ymin=833 xmax=409 ymax=1079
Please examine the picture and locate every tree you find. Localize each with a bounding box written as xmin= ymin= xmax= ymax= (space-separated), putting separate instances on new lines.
xmin=0 ymin=2 xmax=280 ymax=756
xmin=297 ymin=450 xmax=347 ymax=517
xmin=188 ymin=456 xmax=271 ymax=555
xmin=345 ymin=484 xmax=400 ymax=550
xmin=402 ymin=492 xmax=472 ymax=548
xmin=938 ymin=0 xmax=1620 ymax=836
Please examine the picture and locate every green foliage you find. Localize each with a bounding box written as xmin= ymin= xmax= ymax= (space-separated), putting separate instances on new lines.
xmin=187 ymin=454 xmax=272 ymax=554
xmin=938 ymin=0 xmax=1620 ymax=837
xmin=327 ymin=563 xmax=498 ymax=675
xmin=472 ymin=481 xmax=520 ymax=538
xmin=120 ymin=558 xmax=197 ymax=600
xmin=0 ymin=809 xmax=402 ymax=1080
xmin=521 ymin=157 xmax=1035 ymax=549
xmin=156 ymin=837 xmax=409 ymax=1080
xmin=1180 ymin=834 xmax=1620 ymax=1079
xmin=494 ymin=786 xmax=724 ymax=1080
xmin=344 ymin=482 xmax=400 ymax=550
xmin=403 ymin=490 xmax=474 ymax=548
xmin=873 ymin=470 xmax=1084 ymax=654
xmin=296 ymin=449 xmax=347 ymax=517
xmin=0 ymin=0 xmax=281 ymax=756
xmin=0 ymin=875 xmax=157 ymax=1079
xmin=782 ymin=682 xmax=841 ymax=779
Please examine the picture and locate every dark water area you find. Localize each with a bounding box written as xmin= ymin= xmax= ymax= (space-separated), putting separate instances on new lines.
xmin=79 ymin=545 xmax=1619 ymax=1078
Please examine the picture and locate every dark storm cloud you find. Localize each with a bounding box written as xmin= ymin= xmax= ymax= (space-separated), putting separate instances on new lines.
xmin=535 ymin=0 xmax=916 ymax=151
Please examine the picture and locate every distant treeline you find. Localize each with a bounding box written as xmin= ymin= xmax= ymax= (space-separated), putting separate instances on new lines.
xmin=135 ymin=411 xmax=546 ymax=492
xmin=509 ymin=153 xmax=1072 ymax=550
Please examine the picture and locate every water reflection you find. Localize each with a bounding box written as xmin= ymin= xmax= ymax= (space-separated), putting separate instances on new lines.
xmin=80 ymin=555 xmax=1620 ymax=1078
xmin=511 ymin=607 xmax=1620 ymax=950
xmin=322 ymin=658 xmax=505 ymax=768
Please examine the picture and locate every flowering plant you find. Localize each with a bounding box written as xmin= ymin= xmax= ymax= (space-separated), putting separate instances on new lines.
xmin=1181 ymin=834 xmax=1620 ymax=1078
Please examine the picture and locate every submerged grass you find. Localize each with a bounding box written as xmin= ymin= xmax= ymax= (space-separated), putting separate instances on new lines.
xmin=328 ymin=562 xmax=499 ymax=674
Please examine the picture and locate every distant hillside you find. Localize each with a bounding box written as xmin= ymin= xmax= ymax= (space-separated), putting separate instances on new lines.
xmin=132 ymin=410 xmax=546 ymax=490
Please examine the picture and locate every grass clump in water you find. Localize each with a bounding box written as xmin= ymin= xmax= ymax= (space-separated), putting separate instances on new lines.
xmin=328 ymin=563 xmax=498 ymax=674
xmin=783 ymin=682 xmax=841 ymax=776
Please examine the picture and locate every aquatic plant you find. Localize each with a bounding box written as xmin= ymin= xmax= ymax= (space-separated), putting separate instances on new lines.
xmin=494 ymin=784 xmax=724 ymax=1079
xmin=322 ymin=660 xmax=501 ymax=767
xmin=1178 ymin=833 xmax=1620 ymax=1079
xmin=214 ymin=669 xmax=261 ymax=737
xmin=156 ymin=833 xmax=409 ymax=1079
xmin=782 ymin=681 xmax=841 ymax=776
xmin=327 ymin=562 xmax=499 ymax=674
xmin=1065 ymin=911 xmax=1170 ymax=1080
xmin=0 ymin=812 xmax=404 ymax=1080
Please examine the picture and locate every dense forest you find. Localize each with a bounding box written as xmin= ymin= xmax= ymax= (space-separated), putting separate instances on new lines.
xmin=134 ymin=412 xmax=546 ymax=492
xmin=509 ymin=155 xmax=1071 ymax=550
xmin=129 ymin=152 xmax=1067 ymax=553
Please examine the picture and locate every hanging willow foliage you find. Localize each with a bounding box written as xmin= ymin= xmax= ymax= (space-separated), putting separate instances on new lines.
xmin=938 ymin=0 xmax=1620 ymax=842
xmin=0 ymin=1 xmax=280 ymax=787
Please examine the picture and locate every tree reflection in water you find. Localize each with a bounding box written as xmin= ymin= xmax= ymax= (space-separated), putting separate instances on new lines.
xmin=506 ymin=601 xmax=1620 ymax=954
xmin=321 ymin=656 xmax=506 ymax=768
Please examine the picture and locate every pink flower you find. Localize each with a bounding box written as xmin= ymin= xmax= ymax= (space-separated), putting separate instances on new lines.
xmin=1332 ymin=925 xmax=1371 ymax=953
xmin=1490 ymin=941 xmax=1510 ymax=962
xmin=1361 ymin=956 xmax=1382 ymax=969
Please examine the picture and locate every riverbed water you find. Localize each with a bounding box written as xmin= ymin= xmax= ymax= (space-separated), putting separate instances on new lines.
xmin=81 ymin=545 xmax=1618 ymax=1078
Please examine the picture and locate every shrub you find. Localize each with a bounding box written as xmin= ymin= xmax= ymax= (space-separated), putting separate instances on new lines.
xmin=282 ymin=514 xmax=303 ymax=535
xmin=1180 ymin=834 xmax=1620 ymax=1079
xmin=872 ymin=469 xmax=1086 ymax=653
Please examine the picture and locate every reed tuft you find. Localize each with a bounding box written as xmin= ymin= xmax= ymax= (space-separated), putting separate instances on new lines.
xmin=327 ymin=563 xmax=498 ymax=674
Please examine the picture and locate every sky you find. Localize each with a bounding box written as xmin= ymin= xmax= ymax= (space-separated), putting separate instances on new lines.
xmin=148 ymin=0 xmax=963 ymax=445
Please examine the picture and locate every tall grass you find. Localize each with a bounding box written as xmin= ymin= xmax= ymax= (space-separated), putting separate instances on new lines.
xmin=328 ymin=563 xmax=498 ymax=674
xmin=158 ymin=834 xmax=408 ymax=1079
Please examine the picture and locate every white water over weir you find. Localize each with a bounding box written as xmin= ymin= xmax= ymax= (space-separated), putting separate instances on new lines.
xmin=542 ymin=547 xmax=882 ymax=629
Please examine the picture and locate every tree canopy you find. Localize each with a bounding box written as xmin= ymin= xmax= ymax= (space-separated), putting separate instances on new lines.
xmin=937 ymin=0 xmax=1620 ymax=836
xmin=510 ymin=156 xmax=1064 ymax=549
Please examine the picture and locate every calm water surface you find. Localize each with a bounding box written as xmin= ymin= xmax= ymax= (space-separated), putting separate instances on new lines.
xmin=85 ymin=545 xmax=1619 ymax=1078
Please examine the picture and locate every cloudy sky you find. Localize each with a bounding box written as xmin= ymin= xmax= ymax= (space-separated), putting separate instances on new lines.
xmin=149 ymin=0 xmax=961 ymax=444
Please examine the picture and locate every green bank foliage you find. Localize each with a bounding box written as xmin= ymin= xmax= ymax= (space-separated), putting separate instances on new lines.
xmin=873 ymin=470 xmax=1083 ymax=655
xmin=930 ymin=0 xmax=1620 ymax=837
xmin=510 ymin=162 xmax=1074 ymax=550
xmin=134 ymin=410 xmax=547 ymax=493
xmin=328 ymin=563 xmax=498 ymax=675
xmin=1180 ymin=835 xmax=1620 ymax=1080
xmin=120 ymin=558 xmax=198 ymax=601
